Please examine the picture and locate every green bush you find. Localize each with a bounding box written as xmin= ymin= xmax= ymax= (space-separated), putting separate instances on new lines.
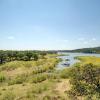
xmin=32 ymin=74 xmax=47 ymax=83
xmin=60 ymin=68 xmax=71 ymax=79
xmin=0 ymin=73 xmax=6 ymax=82
xmin=8 ymin=73 xmax=28 ymax=85
xmin=67 ymin=63 xmax=100 ymax=99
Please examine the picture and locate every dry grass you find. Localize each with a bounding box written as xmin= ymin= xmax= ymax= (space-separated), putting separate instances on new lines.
xmin=55 ymin=79 xmax=71 ymax=93
xmin=76 ymin=56 xmax=100 ymax=65
xmin=0 ymin=54 xmax=66 ymax=100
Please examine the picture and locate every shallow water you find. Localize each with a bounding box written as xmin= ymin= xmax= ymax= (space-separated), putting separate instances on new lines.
xmin=56 ymin=52 xmax=100 ymax=70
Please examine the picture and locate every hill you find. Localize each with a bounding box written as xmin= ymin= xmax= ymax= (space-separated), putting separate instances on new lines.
xmin=58 ymin=46 xmax=100 ymax=53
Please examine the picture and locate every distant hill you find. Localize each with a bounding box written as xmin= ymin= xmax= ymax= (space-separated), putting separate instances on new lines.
xmin=58 ymin=46 xmax=100 ymax=53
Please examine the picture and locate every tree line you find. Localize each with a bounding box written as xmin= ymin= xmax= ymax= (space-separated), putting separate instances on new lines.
xmin=0 ymin=50 xmax=56 ymax=64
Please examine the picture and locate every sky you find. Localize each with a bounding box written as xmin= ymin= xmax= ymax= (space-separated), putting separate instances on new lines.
xmin=0 ymin=0 xmax=100 ymax=50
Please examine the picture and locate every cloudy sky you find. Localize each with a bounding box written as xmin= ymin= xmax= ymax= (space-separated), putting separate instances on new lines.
xmin=0 ymin=0 xmax=100 ymax=50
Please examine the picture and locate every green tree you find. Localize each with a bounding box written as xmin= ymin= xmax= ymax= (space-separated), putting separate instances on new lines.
xmin=26 ymin=52 xmax=33 ymax=61
xmin=68 ymin=63 xmax=100 ymax=99
xmin=0 ymin=51 xmax=7 ymax=64
xmin=33 ymin=54 xmax=38 ymax=61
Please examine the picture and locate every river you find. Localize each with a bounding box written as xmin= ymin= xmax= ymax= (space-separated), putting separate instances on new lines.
xmin=56 ymin=52 xmax=100 ymax=70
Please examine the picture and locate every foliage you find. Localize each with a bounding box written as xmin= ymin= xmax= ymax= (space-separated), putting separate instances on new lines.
xmin=8 ymin=73 xmax=28 ymax=85
xmin=0 ymin=73 xmax=6 ymax=82
xmin=0 ymin=50 xmax=57 ymax=64
xmin=0 ymin=51 xmax=7 ymax=64
xmin=68 ymin=63 xmax=100 ymax=99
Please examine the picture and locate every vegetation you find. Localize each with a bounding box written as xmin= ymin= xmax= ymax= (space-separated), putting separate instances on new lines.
xmin=75 ymin=56 xmax=100 ymax=65
xmin=0 ymin=50 xmax=100 ymax=100
xmin=0 ymin=51 xmax=63 ymax=100
xmin=58 ymin=56 xmax=100 ymax=100
xmin=66 ymin=63 xmax=100 ymax=100
xmin=0 ymin=50 xmax=58 ymax=64
xmin=58 ymin=46 xmax=100 ymax=53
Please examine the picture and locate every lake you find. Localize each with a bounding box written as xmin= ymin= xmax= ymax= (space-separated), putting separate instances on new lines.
xmin=56 ymin=52 xmax=100 ymax=70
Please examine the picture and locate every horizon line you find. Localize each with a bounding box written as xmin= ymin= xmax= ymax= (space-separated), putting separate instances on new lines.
xmin=0 ymin=46 xmax=99 ymax=51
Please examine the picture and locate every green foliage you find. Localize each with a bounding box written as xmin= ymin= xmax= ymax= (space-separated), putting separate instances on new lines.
xmin=40 ymin=52 xmax=47 ymax=59
xmin=68 ymin=63 xmax=100 ymax=99
xmin=0 ymin=50 xmax=53 ymax=64
xmin=0 ymin=73 xmax=6 ymax=82
xmin=8 ymin=73 xmax=28 ymax=85
xmin=30 ymin=73 xmax=58 ymax=83
xmin=32 ymin=74 xmax=47 ymax=83
xmin=0 ymin=51 xmax=7 ymax=64
xmin=60 ymin=68 xmax=72 ymax=79
xmin=0 ymin=62 xmax=18 ymax=71
xmin=14 ymin=74 xmax=27 ymax=84
xmin=33 ymin=54 xmax=39 ymax=61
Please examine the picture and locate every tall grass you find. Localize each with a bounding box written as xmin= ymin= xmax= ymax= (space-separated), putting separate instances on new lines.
xmin=0 ymin=73 xmax=6 ymax=83
xmin=75 ymin=56 xmax=100 ymax=65
xmin=0 ymin=54 xmax=64 ymax=99
xmin=8 ymin=73 xmax=28 ymax=85
xmin=1 ymin=91 xmax=16 ymax=100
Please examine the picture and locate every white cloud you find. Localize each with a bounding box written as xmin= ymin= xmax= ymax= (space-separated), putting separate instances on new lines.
xmin=92 ymin=38 xmax=96 ymax=41
xmin=7 ymin=36 xmax=15 ymax=40
xmin=78 ymin=37 xmax=97 ymax=45
xmin=78 ymin=38 xmax=85 ymax=41
xmin=56 ymin=39 xmax=69 ymax=43
xmin=83 ymin=41 xmax=88 ymax=44
xmin=63 ymin=40 xmax=69 ymax=42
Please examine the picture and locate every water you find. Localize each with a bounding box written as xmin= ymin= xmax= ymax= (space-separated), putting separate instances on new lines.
xmin=56 ymin=52 xmax=100 ymax=70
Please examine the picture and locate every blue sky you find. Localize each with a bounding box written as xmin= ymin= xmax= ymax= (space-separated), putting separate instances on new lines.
xmin=0 ymin=0 xmax=100 ymax=50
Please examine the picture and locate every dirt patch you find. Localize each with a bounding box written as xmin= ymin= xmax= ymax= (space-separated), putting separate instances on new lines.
xmin=55 ymin=79 xmax=71 ymax=93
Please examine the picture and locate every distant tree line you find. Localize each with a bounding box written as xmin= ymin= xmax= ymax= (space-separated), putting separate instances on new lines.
xmin=0 ymin=50 xmax=57 ymax=64
xmin=57 ymin=47 xmax=100 ymax=54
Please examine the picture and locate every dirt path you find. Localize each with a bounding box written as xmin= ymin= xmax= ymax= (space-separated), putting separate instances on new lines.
xmin=55 ymin=79 xmax=71 ymax=93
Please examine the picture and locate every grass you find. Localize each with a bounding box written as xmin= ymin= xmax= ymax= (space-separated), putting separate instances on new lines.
xmin=0 ymin=54 xmax=67 ymax=100
xmin=0 ymin=54 xmax=100 ymax=100
xmin=75 ymin=56 xmax=100 ymax=65
xmin=0 ymin=73 xmax=6 ymax=82
xmin=1 ymin=91 xmax=16 ymax=100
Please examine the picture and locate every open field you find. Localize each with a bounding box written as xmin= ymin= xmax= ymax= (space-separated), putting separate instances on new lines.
xmin=0 ymin=52 xmax=100 ymax=100
xmin=0 ymin=53 xmax=70 ymax=100
xmin=75 ymin=56 xmax=100 ymax=65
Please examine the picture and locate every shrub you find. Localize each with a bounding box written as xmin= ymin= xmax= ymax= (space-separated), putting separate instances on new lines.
xmin=60 ymin=68 xmax=71 ymax=79
xmin=0 ymin=73 xmax=6 ymax=82
xmin=32 ymin=74 xmax=47 ymax=83
xmin=67 ymin=63 xmax=100 ymax=99
xmin=8 ymin=73 xmax=28 ymax=85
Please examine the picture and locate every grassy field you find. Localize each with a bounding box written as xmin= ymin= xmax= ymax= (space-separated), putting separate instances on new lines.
xmin=0 ymin=54 xmax=70 ymax=100
xmin=75 ymin=56 xmax=100 ymax=65
xmin=0 ymin=54 xmax=100 ymax=100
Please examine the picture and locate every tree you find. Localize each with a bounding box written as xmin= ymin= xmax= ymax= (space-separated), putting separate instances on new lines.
xmin=17 ymin=52 xmax=24 ymax=60
xmin=0 ymin=51 xmax=7 ymax=64
xmin=40 ymin=52 xmax=47 ymax=59
xmin=7 ymin=51 xmax=13 ymax=61
xmin=26 ymin=52 xmax=33 ymax=61
xmin=33 ymin=54 xmax=38 ymax=61
xmin=68 ymin=63 xmax=100 ymax=99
